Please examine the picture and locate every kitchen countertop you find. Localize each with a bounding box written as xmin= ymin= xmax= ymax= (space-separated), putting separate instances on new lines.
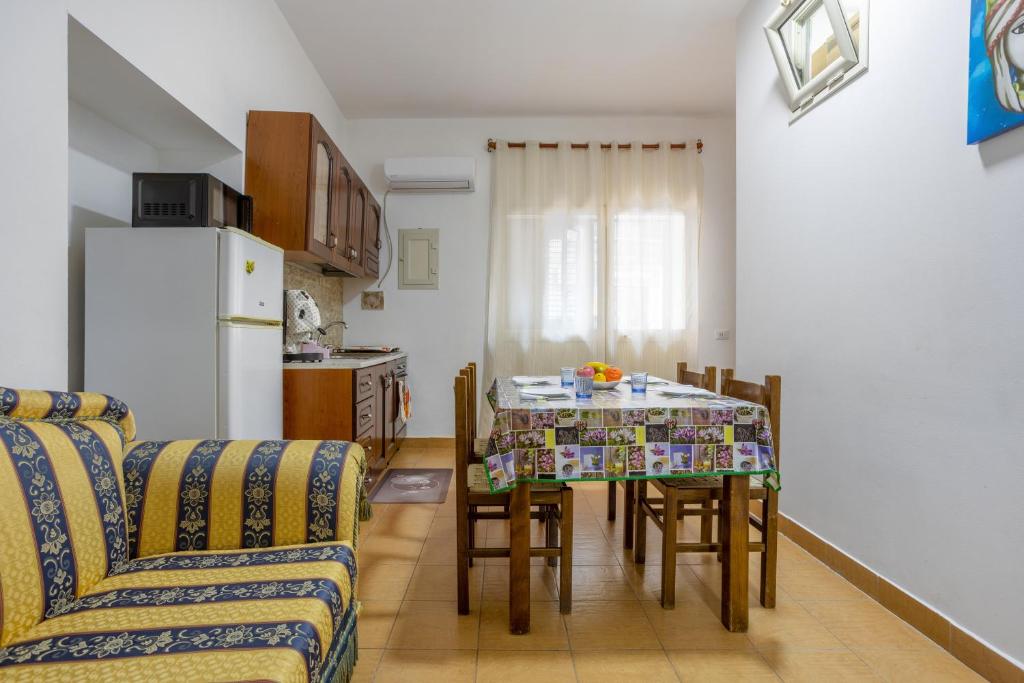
xmin=282 ymin=351 xmax=407 ymax=370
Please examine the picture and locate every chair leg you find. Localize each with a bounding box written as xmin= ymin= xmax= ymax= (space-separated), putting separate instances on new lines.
xmin=634 ymin=480 xmax=648 ymax=564
xmin=546 ymin=505 xmax=559 ymax=567
xmin=661 ymin=484 xmax=678 ymax=609
xmin=559 ymin=488 xmax=573 ymax=614
xmin=760 ymin=490 xmax=779 ymax=608
xmin=467 ymin=509 xmax=476 ymax=568
xmin=607 ymin=481 xmax=617 ymax=521
xmin=716 ymin=500 xmax=725 ymax=562
xmin=700 ymin=498 xmax=714 ymax=544
xmin=456 ymin=501 xmax=470 ymax=615
xmin=623 ymin=480 xmax=635 ymax=550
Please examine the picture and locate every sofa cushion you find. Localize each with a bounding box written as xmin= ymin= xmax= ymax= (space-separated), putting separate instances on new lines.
xmin=123 ymin=439 xmax=367 ymax=559
xmin=0 ymin=542 xmax=357 ymax=683
xmin=0 ymin=387 xmax=136 ymax=440
xmin=0 ymin=389 xmax=133 ymax=646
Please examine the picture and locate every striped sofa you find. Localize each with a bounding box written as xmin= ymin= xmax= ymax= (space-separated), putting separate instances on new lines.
xmin=0 ymin=388 xmax=369 ymax=683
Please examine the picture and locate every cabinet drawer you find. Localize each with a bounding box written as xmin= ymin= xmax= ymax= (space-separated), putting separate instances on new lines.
xmin=355 ymin=395 xmax=375 ymax=438
xmin=358 ymin=432 xmax=383 ymax=493
xmin=358 ymin=432 xmax=378 ymax=464
xmin=354 ymin=367 xmax=376 ymax=403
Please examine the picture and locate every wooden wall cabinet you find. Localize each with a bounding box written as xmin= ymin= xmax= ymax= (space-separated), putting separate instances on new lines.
xmin=364 ymin=194 xmax=382 ymax=280
xmin=246 ymin=110 xmax=380 ymax=278
xmin=344 ymin=181 xmax=366 ymax=278
xmin=284 ymin=359 xmax=407 ymax=491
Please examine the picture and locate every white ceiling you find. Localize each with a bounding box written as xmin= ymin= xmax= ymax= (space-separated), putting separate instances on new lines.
xmin=275 ymin=0 xmax=746 ymax=118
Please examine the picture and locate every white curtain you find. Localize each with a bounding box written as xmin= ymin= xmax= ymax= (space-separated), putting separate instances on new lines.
xmin=484 ymin=140 xmax=703 ymax=386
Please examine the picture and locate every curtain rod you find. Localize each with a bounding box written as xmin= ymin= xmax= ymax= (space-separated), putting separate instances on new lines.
xmin=486 ymin=138 xmax=703 ymax=154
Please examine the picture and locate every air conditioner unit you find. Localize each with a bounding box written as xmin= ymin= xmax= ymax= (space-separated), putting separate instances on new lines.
xmin=384 ymin=157 xmax=475 ymax=192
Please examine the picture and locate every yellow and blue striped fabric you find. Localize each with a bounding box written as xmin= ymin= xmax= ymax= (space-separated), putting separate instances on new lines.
xmin=0 ymin=388 xmax=367 ymax=682
xmin=0 ymin=386 xmax=136 ymax=441
xmin=0 ymin=542 xmax=357 ymax=683
xmin=0 ymin=388 xmax=132 ymax=646
xmin=123 ymin=439 xmax=368 ymax=559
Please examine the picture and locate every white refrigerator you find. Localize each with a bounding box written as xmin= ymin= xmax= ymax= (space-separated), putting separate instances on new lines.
xmin=85 ymin=227 xmax=284 ymax=441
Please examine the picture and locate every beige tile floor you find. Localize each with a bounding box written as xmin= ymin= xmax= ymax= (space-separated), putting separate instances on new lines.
xmin=351 ymin=446 xmax=982 ymax=682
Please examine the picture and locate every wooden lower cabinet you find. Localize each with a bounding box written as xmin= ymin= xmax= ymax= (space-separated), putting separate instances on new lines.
xmin=283 ymin=358 xmax=407 ymax=492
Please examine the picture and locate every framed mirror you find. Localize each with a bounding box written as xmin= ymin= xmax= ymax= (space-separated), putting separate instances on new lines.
xmin=765 ymin=0 xmax=869 ymax=121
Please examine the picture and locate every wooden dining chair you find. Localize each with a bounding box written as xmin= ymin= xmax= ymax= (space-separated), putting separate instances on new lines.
xmin=606 ymin=364 xmax=716 ymax=551
xmin=677 ymin=362 xmax=717 ymax=392
xmin=676 ymin=362 xmax=718 ymax=545
xmin=461 ymin=362 xmax=511 ymax=525
xmin=634 ymin=370 xmax=780 ymax=609
xmin=460 ymin=362 xmax=493 ymax=459
xmin=454 ymin=370 xmax=574 ymax=614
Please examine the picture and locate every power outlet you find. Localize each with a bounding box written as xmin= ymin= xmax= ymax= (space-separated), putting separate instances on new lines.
xmin=715 ymin=329 xmax=731 ymax=341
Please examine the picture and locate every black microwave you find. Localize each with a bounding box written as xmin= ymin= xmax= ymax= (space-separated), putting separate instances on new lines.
xmin=131 ymin=173 xmax=253 ymax=232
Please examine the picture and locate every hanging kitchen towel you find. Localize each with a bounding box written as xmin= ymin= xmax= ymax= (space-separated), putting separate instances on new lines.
xmin=397 ymin=378 xmax=412 ymax=425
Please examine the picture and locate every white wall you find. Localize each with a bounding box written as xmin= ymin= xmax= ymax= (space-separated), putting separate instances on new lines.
xmin=343 ymin=116 xmax=736 ymax=437
xmin=737 ymin=0 xmax=1024 ymax=665
xmin=0 ymin=0 xmax=348 ymax=390
xmin=0 ymin=1 xmax=72 ymax=390
xmin=68 ymin=101 xmax=157 ymax=389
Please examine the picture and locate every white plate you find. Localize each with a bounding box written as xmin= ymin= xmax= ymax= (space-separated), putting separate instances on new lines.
xmin=593 ymin=380 xmax=621 ymax=390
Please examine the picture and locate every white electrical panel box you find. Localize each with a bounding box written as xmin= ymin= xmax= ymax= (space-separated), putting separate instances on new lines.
xmin=398 ymin=229 xmax=439 ymax=290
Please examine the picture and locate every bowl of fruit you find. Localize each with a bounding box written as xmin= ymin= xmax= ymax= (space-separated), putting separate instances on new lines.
xmin=580 ymin=362 xmax=624 ymax=390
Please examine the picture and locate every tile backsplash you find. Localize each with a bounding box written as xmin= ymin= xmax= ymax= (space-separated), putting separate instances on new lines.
xmin=284 ymin=263 xmax=345 ymax=346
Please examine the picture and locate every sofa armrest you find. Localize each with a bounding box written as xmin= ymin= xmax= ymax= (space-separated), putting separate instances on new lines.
xmin=122 ymin=439 xmax=369 ymax=559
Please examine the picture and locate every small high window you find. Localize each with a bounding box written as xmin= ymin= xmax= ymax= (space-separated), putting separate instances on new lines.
xmin=764 ymin=0 xmax=869 ymax=120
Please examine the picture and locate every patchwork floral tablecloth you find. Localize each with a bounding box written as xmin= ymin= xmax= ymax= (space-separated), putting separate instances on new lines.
xmin=485 ymin=377 xmax=779 ymax=493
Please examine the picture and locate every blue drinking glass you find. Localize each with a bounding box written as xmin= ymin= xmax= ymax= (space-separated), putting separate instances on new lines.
xmin=575 ymin=375 xmax=594 ymax=399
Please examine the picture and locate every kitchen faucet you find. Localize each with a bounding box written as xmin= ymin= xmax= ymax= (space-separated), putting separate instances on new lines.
xmin=316 ymin=320 xmax=348 ymax=344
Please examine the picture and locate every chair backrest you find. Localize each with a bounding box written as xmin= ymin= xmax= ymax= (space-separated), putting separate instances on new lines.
xmin=466 ymin=361 xmax=478 ymax=451
xmin=453 ymin=372 xmax=470 ymax=492
xmin=720 ymin=370 xmax=782 ymax=463
xmin=677 ymin=362 xmax=717 ymax=392
xmin=0 ymin=388 xmax=134 ymax=645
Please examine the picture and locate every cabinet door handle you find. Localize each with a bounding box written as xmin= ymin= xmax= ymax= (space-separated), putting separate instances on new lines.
xmin=359 ymin=379 xmax=372 ymax=392
xmin=359 ymin=412 xmax=373 ymax=425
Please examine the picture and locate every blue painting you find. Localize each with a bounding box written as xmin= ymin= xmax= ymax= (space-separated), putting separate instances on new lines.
xmin=968 ymin=0 xmax=1024 ymax=143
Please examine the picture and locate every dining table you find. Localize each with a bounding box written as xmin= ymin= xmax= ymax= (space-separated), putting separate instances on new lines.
xmin=485 ymin=375 xmax=779 ymax=635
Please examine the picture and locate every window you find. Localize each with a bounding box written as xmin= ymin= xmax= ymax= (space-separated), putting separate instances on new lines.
xmin=764 ymin=0 xmax=869 ymax=121
xmin=610 ymin=211 xmax=686 ymax=334
xmin=532 ymin=208 xmax=687 ymax=342
xmin=485 ymin=141 xmax=701 ymax=382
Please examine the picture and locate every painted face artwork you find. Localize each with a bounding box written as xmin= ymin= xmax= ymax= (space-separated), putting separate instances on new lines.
xmin=1008 ymin=14 xmax=1024 ymax=70
xmin=987 ymin=0 xmax=1024 ymax=112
